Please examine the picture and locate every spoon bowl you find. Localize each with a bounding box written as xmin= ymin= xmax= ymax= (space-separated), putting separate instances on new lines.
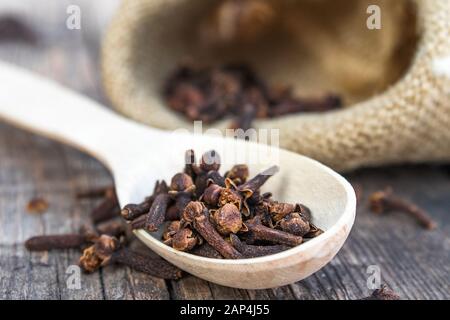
xmin=0 ymin=62 xmax=355 ymax=289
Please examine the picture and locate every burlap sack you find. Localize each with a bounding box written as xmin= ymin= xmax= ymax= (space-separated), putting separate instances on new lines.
xmin=101 ymin=0 xmax=450 ymax=172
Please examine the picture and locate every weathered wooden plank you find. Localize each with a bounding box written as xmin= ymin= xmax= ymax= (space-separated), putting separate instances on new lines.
xmin=169 ymin=276 xmax=215 ymax=300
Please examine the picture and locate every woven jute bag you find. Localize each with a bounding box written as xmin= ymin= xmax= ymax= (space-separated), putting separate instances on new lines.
xmin=102 ymin=0 xmax=450 ymax=172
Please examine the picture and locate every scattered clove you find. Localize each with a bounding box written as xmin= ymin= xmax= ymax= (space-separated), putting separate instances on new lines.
xmin=95 ymin=219 xmax=126 ymax=238
xmin=0 ymin=15 xmax=38 ymax=44
xmin=360 ymin=284 xmax=401 ymax=300
xmin=26 ymin=197 xmax=49 ymax=214
xmin=79 ymin=235 xmax=183 ymax=279
xmin=369 ymin=187 xmax=437 ymax=230
xmin=25 ymin=225 xmax=98 ymax=252
xmin=76 ymin=185 xmax=115 ymax=199
xmin=91 ymin=187 xmax=120 ymax=224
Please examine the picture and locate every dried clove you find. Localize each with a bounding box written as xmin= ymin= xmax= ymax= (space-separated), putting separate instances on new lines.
xmin=238 ymin=165 xmax=279 ymax=197
xmin=130 ymin=214 xmax=147 ymax=230
xmin=95 ymin=219 xmax=126 ymax=238
xmin=76 ymin=186 xmax=115 ymax=199
xmin=245 ymin=216 xmax=303 ymax=246
xmin=168 ymin=173 xmax=196 ymax=219
xmin=182 ymin=201 xmax=242 ymax=259
xmin=25 ymin=233 xmax=92 ymax=251
xmin=207 ymin=170 xmax=226 ymax=187
xmin=297 ymin=203 xmax=312 ymax=222
xmin=121 ymin=202 xmax=151 ymax=221
xmin=192 ymin=150 xmax=222 ymax=196
xmin=0 ymin=15 xmax=38 ymax=44
xmin=230 ymin=234 xmax=289 ymax=258
xmin=109 ymin=249 xmax=184 ymax=280
xmin=278 ymin=212 xmax=310 ymax=237
xmin=171 ymin=227 xmax=199 ymax=252
xmin=369 ymin=188 xmax=437 ymax=230
xmin=165 ymin=204 xmax=181 ymax=221
xmin=121 ymin=180 xmax=168 ymax=220
xmin=304 ymin=223 xmax=324 ymax=239
xmin=268 ymin=201 xmax=296 ymax=221
xmin=79 ymin=235 xmax=183 ymax=279
xmin=200 ymin=150 xmax=221 ymax=172
xmin=191 ymin=243 xmax=223 ymax=259
xmin=162 ymin=220 xmax=182 ymax=245
xmin=91 ymin=188 xmax=120 ymax=224
xmin=210 ymin=203 xmax=243 ymax=235
xmin=231 ymin=102 xmax=257 ymax=131
xmin=268 ymin=94 xmax=342 ymax=117
xmin=26 ymin=197 xmax=49 ymax=214
xmin=184 ymin=149 xmax=199 ymax=180
xmin=145 ymin=193 xmax=171 ymax=232
xmin=164 ymin=63 xmax=342 ymax=129
xmin=360 ymin=284 xmax=400 ymax=300
xmin=225 ymin=164 xmax=249 ymax=186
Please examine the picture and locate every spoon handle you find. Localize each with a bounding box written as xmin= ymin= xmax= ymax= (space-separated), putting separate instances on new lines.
xmin=0 ymin=62 xmax=159 ymax=164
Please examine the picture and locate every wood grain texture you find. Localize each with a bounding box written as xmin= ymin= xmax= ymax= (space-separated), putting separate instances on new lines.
xmin=0 ymin=0 xmax=449 ymax=299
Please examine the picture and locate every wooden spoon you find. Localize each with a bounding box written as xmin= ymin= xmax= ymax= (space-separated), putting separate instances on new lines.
xmin=0 ymin=62 xmax=355 ymax=289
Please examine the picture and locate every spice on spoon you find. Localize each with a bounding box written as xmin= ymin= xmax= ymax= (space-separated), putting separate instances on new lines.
xmin=121 ymin=180 xmax=168 ymax=221
xmin=245 ymin=216 xmax=303 ymax=246
xmin=230 ymin=234 xmax=289 ymax=258
xmin=191 ymin=243 xmax=223 ymax=259
xmin=125 ymin=149 xmax=324 ymax=259
xmin=182 ymin=201 xmax=242 ymax=259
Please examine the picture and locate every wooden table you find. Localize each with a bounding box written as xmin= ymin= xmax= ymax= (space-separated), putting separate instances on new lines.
xmin=0 ymin=0 xmax=449 ymax=300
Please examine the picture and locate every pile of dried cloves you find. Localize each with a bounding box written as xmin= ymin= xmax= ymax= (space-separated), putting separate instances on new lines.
xmin=25 ymin=186 xmax=183 ymax=279
xmin=164 ymin=63 xmax=342 ymax=130
xmin=123 ymin=149 xmax=324 ymax=259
